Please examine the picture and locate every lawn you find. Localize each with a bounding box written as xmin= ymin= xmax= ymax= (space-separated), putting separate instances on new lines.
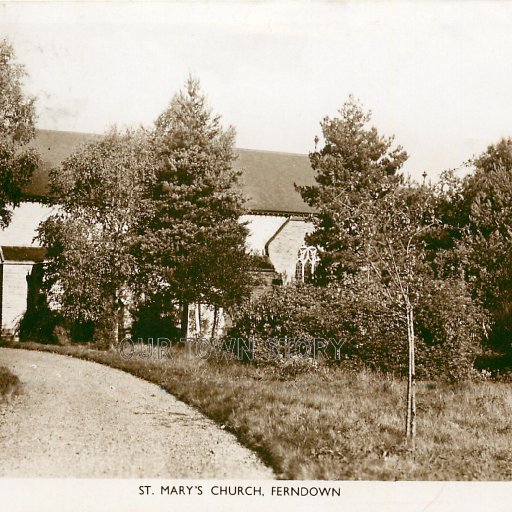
xmin=0 ymin=365 xmax=21 ymax=403
xmin=1 ymin=341 xmax=511 ymax=480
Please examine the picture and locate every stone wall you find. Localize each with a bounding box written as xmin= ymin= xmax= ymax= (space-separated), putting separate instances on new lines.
xmin=241 ymin=213 xmax=315 ymax=283
xmin=266 ymin=218 xmax=315 ymax=283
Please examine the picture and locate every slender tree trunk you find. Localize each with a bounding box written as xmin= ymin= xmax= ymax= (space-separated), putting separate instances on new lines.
xmin=180 ymin=301 xmax=189 ymax=339
xmin=110 ymin=292 xmax=120 ymax=351
xmin=109 ymin=308 xmax=120 ymax=351
xmin=409 ymin=306 xmax=417 ymax=449
xmin=211 ymin=305 xmax=218 ymax=338
xmin=405 ymin=303 xmax=416 ymax=450
xmin=405 ymin=317 xmax=412 ymax=438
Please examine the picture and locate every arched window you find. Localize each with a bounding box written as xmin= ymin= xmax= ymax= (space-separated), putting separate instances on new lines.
xmin=295 ymin=245 xmax=319 ymax=284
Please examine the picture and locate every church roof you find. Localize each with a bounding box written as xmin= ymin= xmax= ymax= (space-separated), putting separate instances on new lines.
xmin=24 ymin=129 xmax=316 ymax=214
xmin=236 ymin=148 xmax=315 ymax=214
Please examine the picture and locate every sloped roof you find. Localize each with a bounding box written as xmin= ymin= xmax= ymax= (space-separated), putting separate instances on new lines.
xmin=236 ymin=148 xmax=315 ymax=213
xmin=23 ymin=129 xmax=316 ymax=214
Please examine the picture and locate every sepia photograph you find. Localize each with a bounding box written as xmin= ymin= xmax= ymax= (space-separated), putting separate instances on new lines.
xmin=0 ymin=1 xmax=512 ymax=510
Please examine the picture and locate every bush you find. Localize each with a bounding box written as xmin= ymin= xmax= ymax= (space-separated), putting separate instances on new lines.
xmin=229 ymin=284 xmax=334 ymax=341
xmin=414 ymin=279 xmax=487 ymax=381
xmin=229 ymin=275 xmax=487 ymax=380
xmin=18 ymin=266 xmax=60 ymax=344
xmin=18 ymin=300 xmax=61 ymax=344
xmin=228 ymin=278 xmax=405 ymax=374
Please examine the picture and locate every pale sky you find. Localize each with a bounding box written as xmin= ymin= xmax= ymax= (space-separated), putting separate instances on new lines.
xmin=2 ymin=1 xmax=512 ymax=180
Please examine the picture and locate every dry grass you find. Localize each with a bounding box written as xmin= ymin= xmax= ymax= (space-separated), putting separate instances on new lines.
xmin=0 ymin=366 xmax=21 ymax=404
xmin=2 ymin=341 xmax=512 ymax=480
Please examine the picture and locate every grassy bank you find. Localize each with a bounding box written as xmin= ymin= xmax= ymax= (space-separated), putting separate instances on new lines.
xmin=0 ymin=366 xmax=21 ymax=403
xmin=2 ymin=341 xmax=511 ymax=480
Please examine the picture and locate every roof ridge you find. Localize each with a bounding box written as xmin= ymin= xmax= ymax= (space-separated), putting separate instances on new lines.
xmin=235 ymin=147 xmax=309 ymax=158
xmin=35 ymin=128 xmax=102 ymax=137
xmin=35 ymin=129 xmax=310 ymax=157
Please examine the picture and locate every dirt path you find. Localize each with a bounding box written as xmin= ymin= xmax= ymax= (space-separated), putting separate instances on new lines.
xmin=0 ymin=348 xmax=274 ymax=478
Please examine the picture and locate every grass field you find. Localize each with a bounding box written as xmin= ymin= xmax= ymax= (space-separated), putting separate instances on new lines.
xmin=2 ymin=341 xmax=511 ymax=480
xmin=0 ymin=366 xmax=21 ymax=403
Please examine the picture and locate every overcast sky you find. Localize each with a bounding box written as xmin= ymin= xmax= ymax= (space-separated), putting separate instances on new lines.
xmin=2 ymin=1 xmax=512 ymax=180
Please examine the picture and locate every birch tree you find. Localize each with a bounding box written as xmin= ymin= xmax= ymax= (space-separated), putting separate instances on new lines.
xmin=356 ymin=183 xmax=438 ymax=449
xmin=38 ymin=129 xmax=156 ymax=345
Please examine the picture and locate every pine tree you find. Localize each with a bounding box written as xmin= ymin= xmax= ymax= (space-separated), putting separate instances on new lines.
xmin=137 ymin=77 xmax=253 ymax=337
xmin=298 ymin=96 xmax=408 ymax=282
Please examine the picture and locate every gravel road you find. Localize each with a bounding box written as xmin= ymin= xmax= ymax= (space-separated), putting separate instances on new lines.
xmin=0 ymin=348 xmax=274 ymax=478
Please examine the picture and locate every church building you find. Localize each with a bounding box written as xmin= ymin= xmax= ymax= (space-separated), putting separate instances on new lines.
xmin=0 ymin=130 xmax=319 ymax=335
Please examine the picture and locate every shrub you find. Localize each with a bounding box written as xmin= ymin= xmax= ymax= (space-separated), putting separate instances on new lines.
xmin=130 ymin=299 xmax=181 ymax=342
xmin=228 ymin=278 xmax=405 ymax=374
xmin=18 ymin=266 xmax=60 ymax=344
xmin=229 ymin=284 xmax=334 ymax=341
xmin=228 ymin=284 xmax=335 ymax=375
xmin=229 ymin=275 xmax=487 ymax=380
xmin=18 ymin=299 xmax=60 ymax=344
xmin=414 ymin=279 xmax=487 ymax=381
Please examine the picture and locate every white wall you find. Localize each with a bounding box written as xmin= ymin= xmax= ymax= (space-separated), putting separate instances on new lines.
xmin=1 ymin=263 xmax=32 ymax=332
xmin=0 ymin=202 xmax=55 ymax=247
xmin=0 ymin=204 xmax=316 ymax=331
xmin=240 ymin=213 xmax=315 ymax=282
xmin=0 ymin=201 xmax=54 ymax=333
xmin=239 ymin=214 xmax=287 ymax=254
xmin=266 ymin=219 xmax=315 ymax=283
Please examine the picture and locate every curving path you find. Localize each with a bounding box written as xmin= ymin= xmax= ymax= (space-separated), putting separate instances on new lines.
xmin=0 ymin=348 xmax=274 ymax=478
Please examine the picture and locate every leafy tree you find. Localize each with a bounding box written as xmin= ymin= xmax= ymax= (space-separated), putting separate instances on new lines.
xmin=436 ymin=139 xmax=512 ymax=354
xmin=298 ymin=96 xmax=408 ymax=282
xmin=38 ymin=129 xmax=156 ymax=345
xmin=136 ymin=77 xmax=253 ymax=337
xmin=0 ymin=39 xmax=39 ymax=228
xmin=465 ymin=140 xmax=512 ymax=347
xmin=414 ymin=277 xmax=485 ymax=381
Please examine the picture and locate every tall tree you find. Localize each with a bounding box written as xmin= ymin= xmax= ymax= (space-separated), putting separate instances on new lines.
xmin=437 ymin=139 xmax=512 ymax=353
xmin=137 ymin=77 xmax=253 ymax=337
xmin=298 ymin=96 xmax=408 ymax=282
xmin=0 ymin=39 xmax=39 ymax=228
xmin=38 ymin=129 xmax=156 ymax=345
